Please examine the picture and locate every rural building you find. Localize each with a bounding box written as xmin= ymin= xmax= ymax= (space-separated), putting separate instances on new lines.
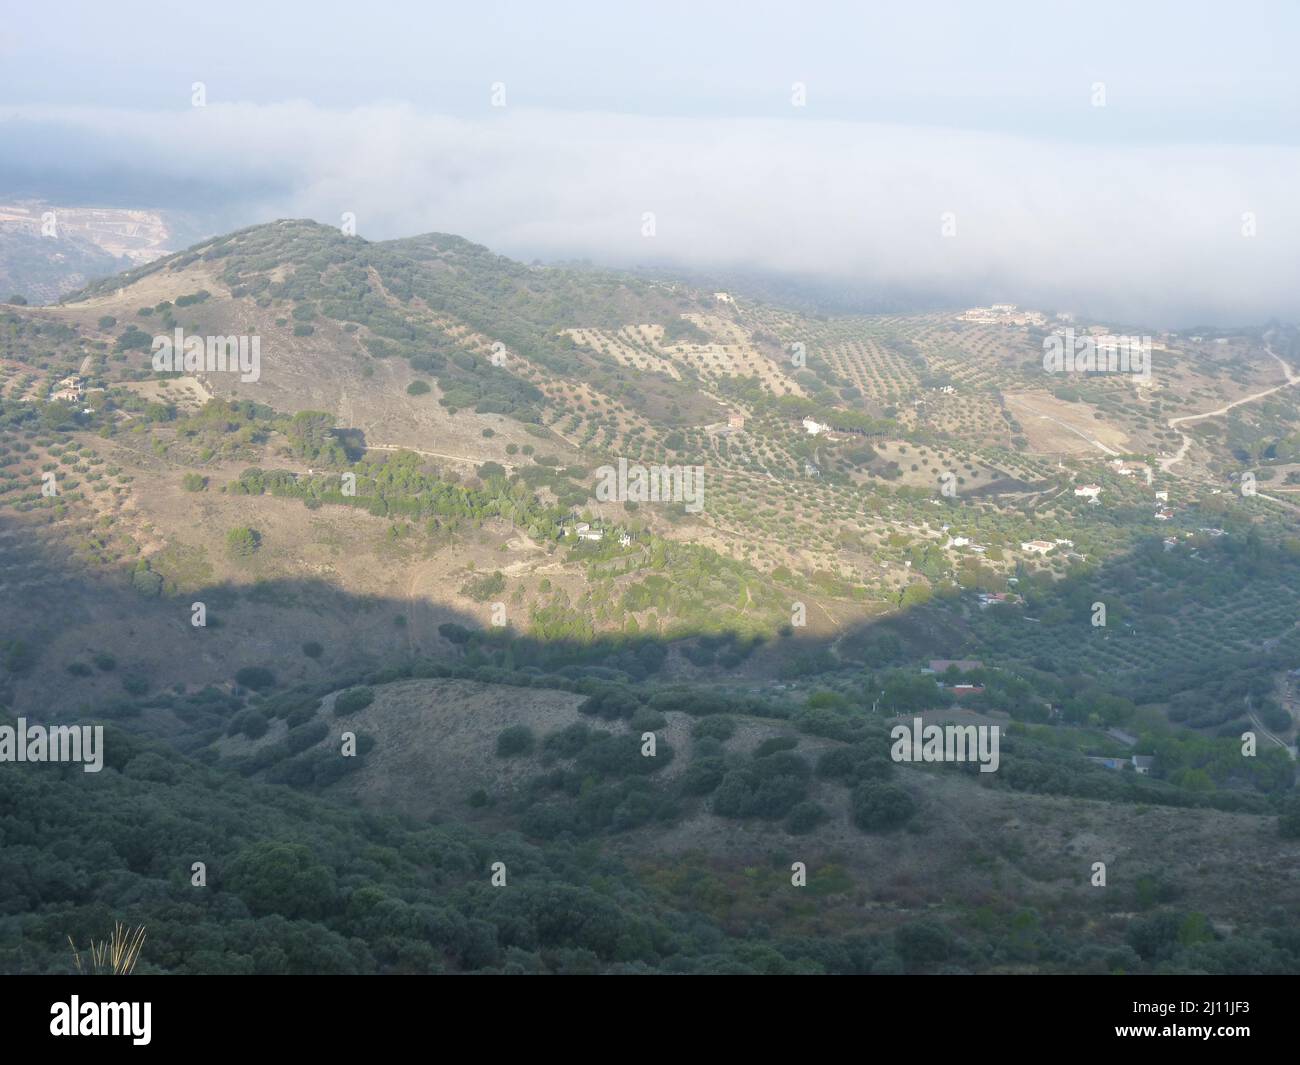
xmin=50 ymin=374 xmax=84 ymax=402
xmin=978 ymin=592 xmax=1022 ymax=609
xmin=1074 ymin=484 xmax=1101 ymax=499
xmin=1020 ymin=540 xmax=1055 ymax=554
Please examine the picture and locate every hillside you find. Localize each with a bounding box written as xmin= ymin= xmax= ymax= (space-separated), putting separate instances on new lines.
xmin=1 ymin=220 xmax=1298 ymax=973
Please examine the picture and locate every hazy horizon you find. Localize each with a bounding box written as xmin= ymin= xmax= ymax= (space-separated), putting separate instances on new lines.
xmin=2 ymin=0 xmax=1298 ymax=325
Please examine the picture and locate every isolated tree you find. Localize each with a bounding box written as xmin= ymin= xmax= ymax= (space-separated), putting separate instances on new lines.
xmin=226 ymin=526 xmax=260 ymax=558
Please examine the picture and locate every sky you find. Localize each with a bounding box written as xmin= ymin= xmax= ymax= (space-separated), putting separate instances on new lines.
xmin=1 ymin=0 xmax=1297 ymax=325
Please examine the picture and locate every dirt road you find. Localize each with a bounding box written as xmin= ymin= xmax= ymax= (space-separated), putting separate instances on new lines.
xmin=1161 ymin=342 xmax=1298 ymax=473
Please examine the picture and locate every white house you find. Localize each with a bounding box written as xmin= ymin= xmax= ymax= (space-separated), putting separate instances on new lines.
xmin=51 ymin=374 xmax=84 ymax=402
xmin=1020 ymin=540 xmax=1055 ymax=555
xmin=1074 ymin=484 xmax=1101 ymax=499
xmin=802 ymin=417 xmax=829 ymax=436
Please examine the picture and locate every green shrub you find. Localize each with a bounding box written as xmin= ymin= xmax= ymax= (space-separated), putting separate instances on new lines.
xmin=628 ymin=707 xmax=667 ymax=732
xmin=226 ymin=526 xmax=260 ymax=558
xmin=461 ymin=571 xmax=505 ymax=602
xmin=334 ymin=686 xmax=375 ymax=716
xmin=543 ymin=722 xmax=594 ymax=758
xmin=121 ymin=674 xmax=149 ymax=696
xmin=131 ymin=562 xmax=163 ymax=597
xmin=235 ymin=666 xmax=276 ymax=691
xmin=851 ymin=781 xmax=916 ymax=832
xmin=496 ymin=724 xmax=536 ymax=757
xmin=229 ymin=710 xmax=270 ymax=739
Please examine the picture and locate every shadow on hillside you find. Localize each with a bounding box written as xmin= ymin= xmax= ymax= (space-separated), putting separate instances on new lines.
xmin=1 ymin=493 xmax=1297 ymax=757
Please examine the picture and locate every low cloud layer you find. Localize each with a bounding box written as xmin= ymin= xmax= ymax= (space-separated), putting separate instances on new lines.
xmin=3 ymin=102 xmax=1296 ymax=326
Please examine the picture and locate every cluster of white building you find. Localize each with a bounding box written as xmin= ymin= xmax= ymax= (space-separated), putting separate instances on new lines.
xmin=566 ymin=522 xmax=633 ymax=547
xmin=958 ymin=303 xmax=1046 ymax=326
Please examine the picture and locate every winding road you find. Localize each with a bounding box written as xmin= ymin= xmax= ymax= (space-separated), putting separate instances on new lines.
xmin=1161 ymin=342 xmax=1298 ymax=473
